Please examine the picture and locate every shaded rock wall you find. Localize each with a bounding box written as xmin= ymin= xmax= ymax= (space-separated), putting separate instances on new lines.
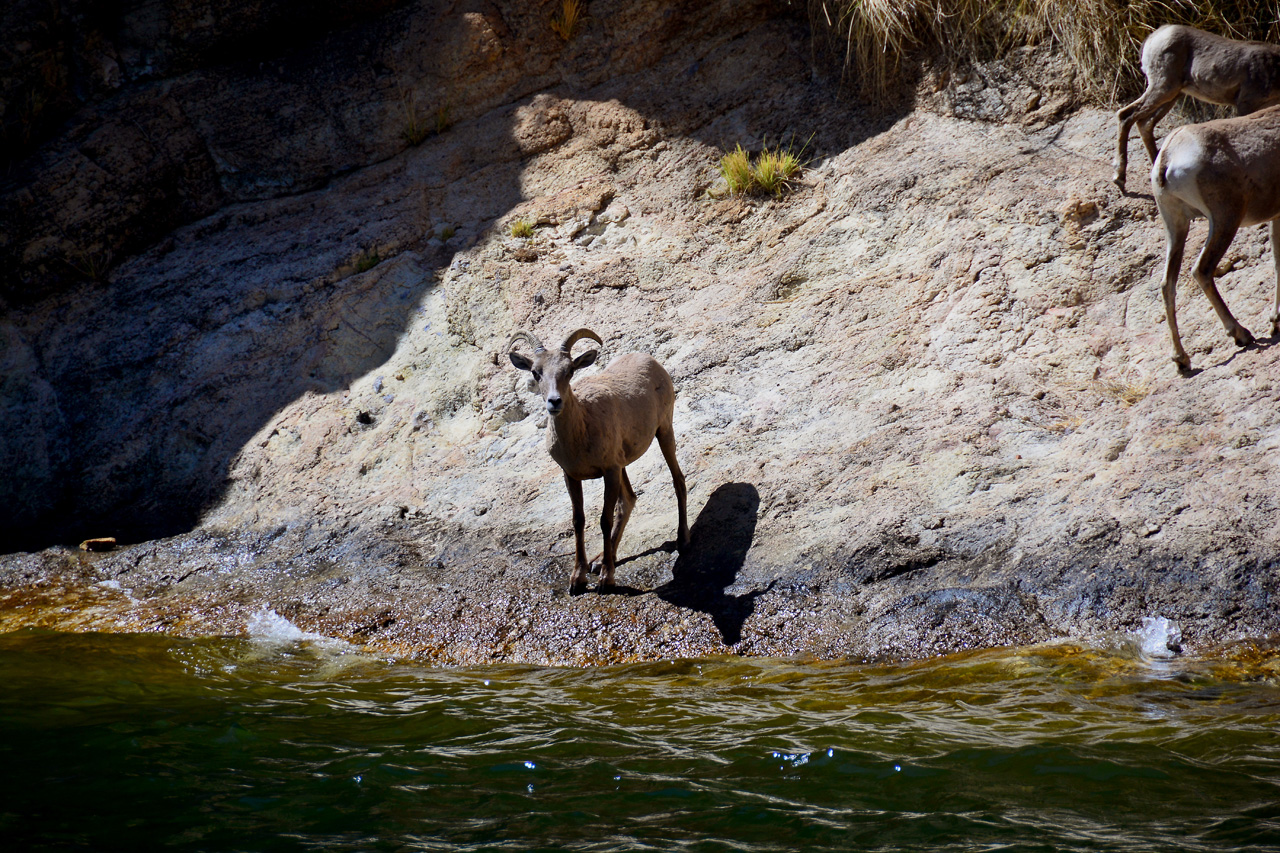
xmin=1 ymin=0 xmax=779 ymax=542
xmin=1 ymin=0 xmax=775 ymax=303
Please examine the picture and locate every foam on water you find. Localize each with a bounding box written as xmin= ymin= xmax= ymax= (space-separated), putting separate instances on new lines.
xmin=246 ymin=609 xmax=339 ymax=646
xmin=1135 ymin=616 xmax=1182 ymax=659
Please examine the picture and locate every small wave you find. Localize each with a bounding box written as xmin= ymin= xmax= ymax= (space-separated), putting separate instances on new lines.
xmin=246 ymin=609 xmax=339 ymax=646
xmin=1135 ymin=616 xmax=1182 ymax=659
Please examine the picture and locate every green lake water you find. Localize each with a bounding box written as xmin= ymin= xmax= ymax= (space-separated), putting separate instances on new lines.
xmin=2 ymin=626 xmax=1279 ymax=851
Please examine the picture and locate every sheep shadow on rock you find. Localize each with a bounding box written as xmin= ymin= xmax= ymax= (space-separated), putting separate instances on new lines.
xmin=653 ymin=481 xmax=766 ymax=647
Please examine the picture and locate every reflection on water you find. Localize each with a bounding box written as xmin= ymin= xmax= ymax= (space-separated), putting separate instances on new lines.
xmin=1 ymin=629 xmax=1279 ymax=851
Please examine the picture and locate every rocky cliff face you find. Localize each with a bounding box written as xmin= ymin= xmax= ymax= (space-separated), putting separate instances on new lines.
xmin=2 ymin=1 xmax=1278 ymax=664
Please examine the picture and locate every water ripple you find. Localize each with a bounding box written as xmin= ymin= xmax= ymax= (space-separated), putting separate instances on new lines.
xmin=2 ymin=632 xmax=1280 ymax=851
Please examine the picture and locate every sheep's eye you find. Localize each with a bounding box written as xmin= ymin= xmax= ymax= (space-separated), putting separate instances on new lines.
xmin=531 ymin=370 xmax=542 ymax=381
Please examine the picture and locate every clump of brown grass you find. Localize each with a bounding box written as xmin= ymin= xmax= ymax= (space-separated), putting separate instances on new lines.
xmin=551 ymin=0 xmax=584 ymax=42
xmin=1094 ymin=377 xmax=1152 ymax=407
xmin=808 ymin=0 xmax=1280 ymax=104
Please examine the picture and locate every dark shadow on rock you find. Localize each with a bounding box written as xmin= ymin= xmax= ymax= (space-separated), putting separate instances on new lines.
xmin=595 ymin=584 xmax=646 ymax=597
xmin=0 ymin=2 xmax=908 ymax=552
xmin=655 ymin=482 xmax=768 ymax=646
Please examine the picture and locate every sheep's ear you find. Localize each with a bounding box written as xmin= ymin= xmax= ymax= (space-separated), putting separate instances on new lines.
xmin=509 ymin=351 xmax=533 ymax=371
xmin=572 ymin=349 xmax=598 ymax=371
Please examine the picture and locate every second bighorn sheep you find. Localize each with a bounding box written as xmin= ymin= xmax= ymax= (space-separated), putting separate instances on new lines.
xmin=1114 ymin=25 xmax=1280 ymax=190
xmin=508 ymin=328 xmax=690 ymax=590
xmin=1152 ymin=104 xmax=1280 ymax=372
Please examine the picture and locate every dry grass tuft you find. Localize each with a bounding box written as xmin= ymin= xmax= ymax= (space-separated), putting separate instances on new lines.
xmin=754 ymin=143 xmax=805 ymax=196
xmin=510 ymin=219 xmax=535 ymax=239
xmin=401 ymin=91 xmax=430 ymax=146
xmin=1095 ymin=377 xmax=1152 ymax=407
xmin=718 ymin=138 xmax=808 ymax=197
xmin=551 ymin=0 xmax=584 ymax=42
xmin=434 ymin=104 xmax=452 ymax=135
xmin=808 ymin=0 xmax=1280 ymax=104
xmin=719 ymin=145 xmax=755 ymax=196
xmin=62 ymin=245 xmax=113 ymax=283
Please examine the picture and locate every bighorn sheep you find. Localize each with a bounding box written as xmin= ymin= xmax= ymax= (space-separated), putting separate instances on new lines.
xmin=1114 ymin=25 xmax=1280 ymax=191
xmin=508 ymin=328 xmax=690 ymax=590
xmin=1152 ymin=104 xmax=1280 ymax=372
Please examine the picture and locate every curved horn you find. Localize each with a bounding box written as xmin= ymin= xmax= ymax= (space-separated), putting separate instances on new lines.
xmin=560 ymin=328 xmax=603 ymax=354
xmin=507 ymin=331 xmax=545 ymax=353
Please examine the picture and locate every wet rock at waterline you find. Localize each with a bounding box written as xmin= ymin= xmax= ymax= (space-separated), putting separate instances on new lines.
xmin=2 ymin=2 xmax=1279 ymax=664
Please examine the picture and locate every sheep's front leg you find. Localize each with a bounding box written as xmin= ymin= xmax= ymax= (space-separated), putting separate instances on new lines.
xmin=1193 ymin=216 xmax=1253 ymax=348
xmin=589 ymin=472 xmax=635 ymax=583
xmin=596 ymin=469 xmax=623 ymax=587
xmin=565 ymin=473 xmax=590 ymax=590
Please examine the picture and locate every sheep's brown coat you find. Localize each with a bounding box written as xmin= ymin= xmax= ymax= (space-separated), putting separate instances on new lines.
xmin=509 ymin=329 xmax=689 ymax=589
xmin=1152 ymin=104 xmax=1280 ymax=371
xmin=1115 ymin=25 xmax=1280 ymax=190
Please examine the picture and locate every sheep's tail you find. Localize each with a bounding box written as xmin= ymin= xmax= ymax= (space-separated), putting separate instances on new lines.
xmin=1153 ymin=127 xmax=1185 ymax=190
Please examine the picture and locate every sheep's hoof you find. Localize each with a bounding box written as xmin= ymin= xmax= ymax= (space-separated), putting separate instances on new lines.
xmin=1172 ymin=354 xmax=1193 ymax=375
xmin=1232 ymin=325 xmax=1256 ymax=347
xmin=1270 ymin=316 xmax=1279 ymax=337
xmin=1112 ymin=172 xmax=1126 ymax=191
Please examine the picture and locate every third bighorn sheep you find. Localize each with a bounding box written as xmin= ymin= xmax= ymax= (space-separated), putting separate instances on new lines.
xmin=508 ymin=328 xmax=689 ymax=590
xmin=1114 ymin=25 xmax=1280 ymax=191
xmin=1152 ymin=104 xmax=1280 ymax=372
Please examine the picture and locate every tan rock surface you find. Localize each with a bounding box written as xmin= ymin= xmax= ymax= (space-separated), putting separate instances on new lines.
xmin=2 ymin=3 xmax=1278 ymax=663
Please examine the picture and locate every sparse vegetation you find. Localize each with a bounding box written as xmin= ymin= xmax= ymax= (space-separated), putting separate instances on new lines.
xmin=402 ymin=93 xmax=450 ymax=146
xmin=401 ymin=91 xmax=430 ymax=146
xmin=435 ymin=103 xmax=452 ymax=135
xmin=1095 ymin=377 xmax=1152 ymax=407
xmin=551 ymin=0 xmax=584 ymax=42
xmin=718 ymin=138 xmax=807 ymax=198
xmin=62 ymin=246 xmax=113 ymax=283
xmin=354 ymin=249 xmax=381 ymax=273
xmin=510 ymin=219 xmax=535 ymax=239
xmin=753 ymin=143 xmax=804 ymax=196
xmin=808 ymin=0 xmax=1280 ymax=103
xmin=718 ymin=145 xmax=755 ymax=195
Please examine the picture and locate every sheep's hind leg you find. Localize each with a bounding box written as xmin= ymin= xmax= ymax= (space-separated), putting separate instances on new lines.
xmin=1115 ymin=91 xmax=1174 ymax=189
xmin=1159 ymin=203 xmax=1192 ymax=371
xmin=657 ymin=424 xmax=689 ymax=547
xmin=1270 ymin=219 xmax=1280 ymax=336
xmin=1136 ymin=100 xmax=1175 ymax=162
